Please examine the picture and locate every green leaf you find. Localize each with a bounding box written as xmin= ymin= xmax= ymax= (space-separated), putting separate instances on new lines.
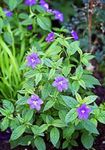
xmin=3 ymin=32 xmax=13 ymax=45
xmin=71 ymin=81 xmax=80 ymax=94
xmin=37 ymin=15 xmax=51 ymax=31
xmin=43 ymin=99 xmax=55 ymax=111
xmin=61 ymin=95 xmax=78 ymax=108
xmin=68 ymin=41 xmax=80 ymax=55
xmin=1 ymin=117 xmax=9 ymax=131
xmin=24 ymin=109 xmax=34 ymax=122
xmin=84 ymin=95 xmax=98 ymax=104
xmin=16 ymin=96 xmax=27 ymax=105
xmin=52 ymin=119 xmax=66 ymax=127
xmin=3 ymin=100 xmax=14 ymax=113
xmin=82 ymin=120 xmax=99 ymax=134
xmin=8 ymin=0 xmax=18 ymax=10
xmin=62 ymin=140 xmax=69 ymax=149
xmin=59 ymin=110 xmax=67 ymax=121
xmin=35 ymin=73 xmax=42 ymax=85
xmin=31 ymin=125 xmax=40 ymax=135
xmin=21 ymin=18 xmax=33 ymax=25
xmin=10 ymin=135 xmax=33 ymax=149
xmin=76 ymin=65 xmax=83 ymax=79
xmin=48 ymin=69 xmax=55 ymax=80
xmin=63 ymin=125 xmax=75 ymax=138
xmin=81 ymin=133 xmax=94 ymax=149
xmin=82 ymin=75 xmax=100 ymax=88
xmin=18 ymin=13 xmax=29 ymax=19
xmin=50 ymin=127 xmax=60 ymax=146
xmin=62 ymin=66 xmax=70 ymax=77
xmin=0 ymin=108 xmax=8 ymax=116
xmin=39 ymin=124 xmax=49 ymax=133
xmin=57 ymin=38 xmax=69 ymax=48
xmin=41 ymin=83 xmax=52 ymax=100
xmin=78 ymin=80 xmax=86 ymax=89
xmin=98 ymin=111 xmax=105 ymax=124
xmin=0 ymin=18 xmax=3 ymax=33
xmin=45 ymin=41 xmax=61 ymax=56
xmin=75 ymin=93 xmax=82 ymax=103
xmin=11 ymin=125 xmax=26 ymax=140
xmin=65 ymin=109 xmax=77 ymax=124
xmin=34 ymin=137 xmax=46 ymax=150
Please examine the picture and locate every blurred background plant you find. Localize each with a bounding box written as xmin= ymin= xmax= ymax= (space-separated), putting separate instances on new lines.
xmin=50 ymin=0 xmax=105 ymax=86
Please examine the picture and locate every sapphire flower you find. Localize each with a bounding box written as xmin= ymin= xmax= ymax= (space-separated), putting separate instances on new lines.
xmin=77 ymin=104 xmax=91 ymax=120
xmin=25 ymin=0 xmax=36 ymax=6
xmin=3 ymin=9 xmax=13 ymax=17
xmin=71 ymin=30 xmax=78 ymax=40
xmin=52 ymin=76 xmax=68 ymax=92
xmin=45 ymin=32 xmax=55 ymax=43
xmin=27 ymin=94 xmax=43 ymax=111
xmin=39 ymin=0 xmax=49 ymax=10
xmin=53 ymin=10 xmax=64 ymax=22
xmin=26 ymin=52 xmax=41 ymax=69
xmin=27 ymin=25 xmax=33 ymax=30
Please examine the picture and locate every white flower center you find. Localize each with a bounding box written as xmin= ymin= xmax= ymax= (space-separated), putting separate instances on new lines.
xmin=81 ymin=110 xmax=85 ymax=114
xmin=31 ymin=58 xmax=35 ymax=63
xmin=33 ymin=101 xmax=37 ymax=105
xmin=59 ymin=81 xmax=63 ymax=85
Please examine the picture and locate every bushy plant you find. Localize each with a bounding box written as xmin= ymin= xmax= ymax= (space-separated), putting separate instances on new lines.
xmin=0 ymin=0 xmax=105 ymax=150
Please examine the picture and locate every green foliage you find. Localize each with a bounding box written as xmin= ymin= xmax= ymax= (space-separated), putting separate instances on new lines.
xmin=0 ymin=1 xmax=103 ymax=150
xmin=50 ymin=127 xmax=60 ymax=146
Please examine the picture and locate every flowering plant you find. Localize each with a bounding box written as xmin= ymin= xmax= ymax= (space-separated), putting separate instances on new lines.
xmin=0 ymin=0 xmax=105 ymax=150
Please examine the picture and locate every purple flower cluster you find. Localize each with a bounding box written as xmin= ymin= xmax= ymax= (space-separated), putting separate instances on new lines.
xmin=26 ymin=52 xmax=41 ymax=69
xmin=77 ymin=104 xmax=91 ymax=120
xmin=71 ymin=30 xmax=78 ymax=40
xmin=39 ymin=0 xmax=63 ymax=22
xmin=3 ymin=9 xmax=13 ymax=17
xmin=27 ymin=94 xmax=43 ymax=111
xmin=52 ymin=76 xmax=68 ymax=92
xmin=45 ymin=32 xmax=55 ymax=43
xmin=25 ymin=0 xmax=36 ymax=6
xmin=53 ymin=10 xmax=64 ymax=22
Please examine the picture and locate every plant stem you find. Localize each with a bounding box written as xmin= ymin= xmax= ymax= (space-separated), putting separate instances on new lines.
xmin=88 ymin=0 xmax=94 ymax=51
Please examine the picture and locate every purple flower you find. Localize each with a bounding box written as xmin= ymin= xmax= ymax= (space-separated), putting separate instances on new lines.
xmin=3 ymin=9 xmax=13 ymax=17
xmin=52 ymin=76 xmax=68 ymax=92
xmin=77 ymin=104 xmax=91 ymax=120
xmin=39 ymin=0 xmax=49 ymax=10
xmin=25 ymin=0 xmax=36 ymax=6
xmin=26 ymin=52 xmax=41 ymax=69
xmin=45 ymin=32 xmax=55 ymax=43
xmin=27 ymin=25 xmax=33 ymax=30
xmin=27 ymin=94 xmax=43 ymax=111
xmin=47 ymin=9 xmax=53 ymax=13
xmin=71 ymin=30 xmax=78 ymax=40
xmin=53 ymin=10 xmax=64 ymax=22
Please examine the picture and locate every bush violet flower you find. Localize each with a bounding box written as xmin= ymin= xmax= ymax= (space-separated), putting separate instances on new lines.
xmin=26 ymin=52 xmax=41 ymax=69
xmin=3 ymin=9 xmax=13 ymax=17
xmin=53 ymin=10 xmax=64 ymax=22
xmin=71 ymin=30 xmax=78 ymax=40
xmin=52 ymin=76 xmax=68 ymax=92
xmin=27 ymin=25 xmax=33 ymax=30
xmin=77 ymin=104 xmax=91 ymax=120
xmin=45 ymin=32 xmax=55 ymax=43
xmin=27 ymin=94 xmax=43 ymax=111
xmin=25 ymin=0 xmax=36 ymax=6
xmin=39 ymin=0 xmax=49 ymax=10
